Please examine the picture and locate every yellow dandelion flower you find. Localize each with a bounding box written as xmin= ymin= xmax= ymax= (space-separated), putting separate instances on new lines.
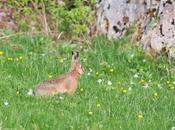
xmin=88 ymin=111 xmax=93 ymax=116
xmin=137 ymin=114 xmax=144 ymax=119
xmin=154 ymin=92 xmax=158 ymax=97
xmin=16 ymin=90 xmax=19 ymax=96
xmin=19 ymin=56 xmax=23 ymax=60
xmin=96 ymin=72 xmax=99 ymax=76
xmin=60 ymin=58 xmax=64 ymax=63
xmin=141 ymin=79 xmax=145 ymax=83
xmin=97 ymin=104 xmax=101 ymax=108
xmin=0 ymin=51 xmax=4 ymax=55
xmin=123 ymin=89 xmax=127 ymax=93
xmin=110 ymin=68 xmax=114 ymax=72
xmin=80 ymin=88 xmax=84 ymax=92
xmin=167 ymin=80 xmax=170 ymax=84
xmin=170 ymin=86 xmax=175 ymax=90
xmin=48 ymin=75 xmax=53 ymax=78
xmin=120 ymin=87 xmax=124 ymax=90
xmin=7 ymin=58 xmax=13 ymax=61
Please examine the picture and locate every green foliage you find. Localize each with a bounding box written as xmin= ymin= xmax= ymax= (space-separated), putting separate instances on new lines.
xmin=6 ymin=0 xmax=95 ymax=37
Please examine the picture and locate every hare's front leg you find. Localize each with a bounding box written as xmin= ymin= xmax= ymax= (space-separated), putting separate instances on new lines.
xmin=67 ymin=80 xmax=77 ymax=95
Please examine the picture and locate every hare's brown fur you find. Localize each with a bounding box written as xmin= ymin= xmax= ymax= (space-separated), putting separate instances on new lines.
xmin=35 ymin=52 xmax=84 ymax=96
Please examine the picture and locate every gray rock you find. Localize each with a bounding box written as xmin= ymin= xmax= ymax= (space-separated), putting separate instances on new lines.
xmin=96 ymin=0 xmax=175 ymax=58
xmin=141 ymin=0 xmax=175 ymax=58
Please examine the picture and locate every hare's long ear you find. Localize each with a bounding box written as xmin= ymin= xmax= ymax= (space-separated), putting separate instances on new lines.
xmin=72 ymin=51 xmax=80 ymax=64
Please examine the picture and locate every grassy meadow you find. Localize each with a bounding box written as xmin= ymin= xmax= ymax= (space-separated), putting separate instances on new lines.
xmin=0 ymin=35 xmax=175 ymax=130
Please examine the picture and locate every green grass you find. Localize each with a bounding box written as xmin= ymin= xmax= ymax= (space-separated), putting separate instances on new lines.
xmin=0 ymin=35 xmax=175 ymax=130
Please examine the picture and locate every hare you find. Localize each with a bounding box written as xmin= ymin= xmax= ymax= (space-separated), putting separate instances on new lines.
xmin=35 ymin=51 xmax=84 ymax=96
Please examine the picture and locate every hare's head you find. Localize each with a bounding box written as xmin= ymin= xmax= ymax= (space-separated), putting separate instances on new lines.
xmin=71 ymin=51 xmax=84 ymax=74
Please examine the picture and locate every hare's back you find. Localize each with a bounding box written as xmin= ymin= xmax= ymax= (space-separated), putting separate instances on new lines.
xmin=35 ymin=73 xmax=68 ymax=95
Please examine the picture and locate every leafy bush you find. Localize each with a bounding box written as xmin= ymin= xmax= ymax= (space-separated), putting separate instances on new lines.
xmin=6 ymin=0 xmax=95 ymax=37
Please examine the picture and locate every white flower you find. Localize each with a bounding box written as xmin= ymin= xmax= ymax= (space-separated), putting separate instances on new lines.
xmin=143 ymin=83 xmax=149 ymax=89
xmin=41 ymin=54 xmax=46 ymax=56
xmin=131 ymin=54 xmax=134 ymax=58
xmin=158 ymin=84 xmax=163 ymax=90
xmin=87 ymin=72 xmax=91 ymax=76
xmin=59 ymin=96 xmax=63 ymax=100
xmin=171 ymin=127 xmax=175 ymax=130
xmin=97 ymin=79 xmax=102 ymax=84
xmin=143 ymin=59 xmax=146 ymax=62
xmin=134 ymin=74 xmax=139 ymax=78
xmin=107 ymin=81 xmax=112 ymax=86
xmin=27 ymin=88 xmax=34 ymax=96
xmin=130 ymin=80 xmax=134 ymax=85
xmin=89 ymin=68 xmax=93 ymax=72
xmin=4 ymin=101 xmax=8 ymax=106
xmin=128 ymin=87 xmax=132 ymax=91
xmin=173 ymin=81 xmax=175 ymax=85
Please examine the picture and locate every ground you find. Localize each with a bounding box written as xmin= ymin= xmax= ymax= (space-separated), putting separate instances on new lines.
xmin=0 ymin=35 xmax=175 ymax=130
